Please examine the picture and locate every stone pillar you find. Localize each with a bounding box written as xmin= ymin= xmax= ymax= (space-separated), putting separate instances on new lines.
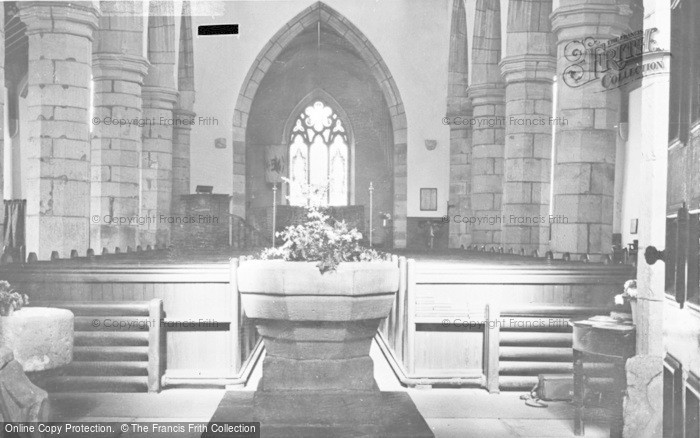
xmin=550 ymin=1 xmax=630 ymax=258
xmin=19 ymin=2 xmax=99 ymax=260
xmin=448 ymin=109 xmax=473 ymax=248
xmin=500 ymin=0 xmax=555 ymax=254
xmin=140 ymin=87 xmax=177 ymax=247
xmin=0 ymin=5 xmax=4 ymax=231
xmin=90 ymin=1 xmax=149 ymax=252
xmin=447 ymin=0 xmax=473 ymax=249
xmin=469 ymin=0 xmax=505 ymax=246
xmin=173 ymin=5 xmax=195 ymax=216
xmin=140 ymin=10 xmax=177 ymax=247
xmin=622 ymin=1 xmax=670 ymax=436
xmin=172 ymin=108 xmax=194 ymax=215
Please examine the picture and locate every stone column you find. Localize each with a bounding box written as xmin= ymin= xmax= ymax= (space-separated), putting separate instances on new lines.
xmin=19 ymin=2 xmax=99 ymax=260
xmin=172 ymin=108 xmax=195 ymax=215
xmin=447 ymin=0 xmax=473 ymax=249
xmin=622 ymin=1 xmax=669 ymax=436
xmin=140 ymin=10 xmax=177 ymax=247
xmin=500 ymin=0 xmax=555 ymax=254
xmin=90 ymin=1 xmax=149 ymax=252
xmin=550 ymin=1 xmax=630 ymax=258
xmin=173 ymin=5 xmax=195 ymax=217
xmin=469 ymin=0 xmax=505 ymax=247
xmin=0 ymin=5 xmax=5 ymax=231
xmin=448 ymin=108 xmax=473 ymax=248
xmin=140 ymin=87 xmax=177 ymax=247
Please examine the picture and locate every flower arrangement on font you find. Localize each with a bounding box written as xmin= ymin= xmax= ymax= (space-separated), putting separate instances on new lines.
xmin=258 ymin=179 xmax=386 ymax=273
xmin=0 ymin=281 xmax=29 ymax=316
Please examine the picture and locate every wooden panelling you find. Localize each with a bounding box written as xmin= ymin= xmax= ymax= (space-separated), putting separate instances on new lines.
xmin=378 ymin=257 xmax=633 ymax=389
xmin=0 ymin=261 xmax=258 ymax=383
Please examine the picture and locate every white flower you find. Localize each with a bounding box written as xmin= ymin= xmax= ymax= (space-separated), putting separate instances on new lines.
xmin=614 ymin=294 xmax=624 ymax=305
xmin=624 ymin=279 xmax=638 ymax=298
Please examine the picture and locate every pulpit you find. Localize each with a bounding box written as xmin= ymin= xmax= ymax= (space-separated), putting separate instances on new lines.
xmin=172 ymin=194 xmax=231 ymax=250
xmin=571 ymin=316 xmax=636 ymax=437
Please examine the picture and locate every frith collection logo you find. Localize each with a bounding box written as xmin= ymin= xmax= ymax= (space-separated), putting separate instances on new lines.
xmin=562 ymin=28 xmax=667 ymax=90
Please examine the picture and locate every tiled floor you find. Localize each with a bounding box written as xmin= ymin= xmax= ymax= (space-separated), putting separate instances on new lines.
xmin=49 ymin=342 xmax=611 ymax=438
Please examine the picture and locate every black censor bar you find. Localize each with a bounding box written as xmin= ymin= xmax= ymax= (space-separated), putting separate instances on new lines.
xmin=198 ymin=24 xmax=239 ymax=36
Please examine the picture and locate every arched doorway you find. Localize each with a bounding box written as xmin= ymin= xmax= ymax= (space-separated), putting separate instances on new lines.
xmin=232 ymin=2 xmax=407 ymax=248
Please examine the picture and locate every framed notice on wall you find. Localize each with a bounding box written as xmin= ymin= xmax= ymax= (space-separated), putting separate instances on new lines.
xmin=420 ymin=188 xmax=437 ymax=211
xmin=630 ymin=218 xmax=638 ymax=234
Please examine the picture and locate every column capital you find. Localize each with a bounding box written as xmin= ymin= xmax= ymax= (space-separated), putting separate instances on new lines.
xmin=142 ymin=86 xmax=178 ymax=109
xmin=550 ymin=3 xmax=632 ymax=41
xmin=18 ymin=2 xmax=99 ymax=39
xmin=173 ymin=109 xmax=196 ymax=123
xmin=93 ymin=53 xmax=150 ymax=84
xmin=500 ymin=55 xmax=556 ymax=84
xmin=468 ymin=83 xmax=505 ymax=106
xmin=446 ymin=98 xmax=472 ymax=118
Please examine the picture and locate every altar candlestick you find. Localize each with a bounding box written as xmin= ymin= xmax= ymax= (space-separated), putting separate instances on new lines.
xmin=272 ymin=184 xmax=278 ymax=248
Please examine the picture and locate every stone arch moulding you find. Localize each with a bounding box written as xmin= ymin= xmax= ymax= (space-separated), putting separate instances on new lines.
xmin=282 ymin=88 xmax=357 ymax=206
xmin=231 ymin=1 xmax=409 ymax=248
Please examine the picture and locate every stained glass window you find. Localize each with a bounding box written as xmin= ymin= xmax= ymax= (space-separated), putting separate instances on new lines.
xmin=288 ymin=101 xmax=349 ymax=206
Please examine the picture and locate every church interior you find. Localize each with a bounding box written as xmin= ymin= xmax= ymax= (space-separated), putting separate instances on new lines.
xmin=0 ymin=0 xmax=698 ymax=437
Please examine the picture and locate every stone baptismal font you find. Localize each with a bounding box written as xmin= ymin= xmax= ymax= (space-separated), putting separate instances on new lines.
xmin=206 ymin=259 xmax=433 ymax=437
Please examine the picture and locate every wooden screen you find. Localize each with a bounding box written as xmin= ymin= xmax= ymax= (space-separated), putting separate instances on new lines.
xmin=665 ymin=206 xmax=700 ymax=307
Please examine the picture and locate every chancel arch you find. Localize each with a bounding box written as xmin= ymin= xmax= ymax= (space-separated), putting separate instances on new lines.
xmin=232 ymin=2 xmax=407 ymax=248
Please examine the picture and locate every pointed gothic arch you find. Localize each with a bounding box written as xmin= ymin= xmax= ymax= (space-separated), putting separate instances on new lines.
xmin=283 ymin=89 xmax=355 ymax=207
xmin=231 ymin=2 xmax=408 ymax=247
